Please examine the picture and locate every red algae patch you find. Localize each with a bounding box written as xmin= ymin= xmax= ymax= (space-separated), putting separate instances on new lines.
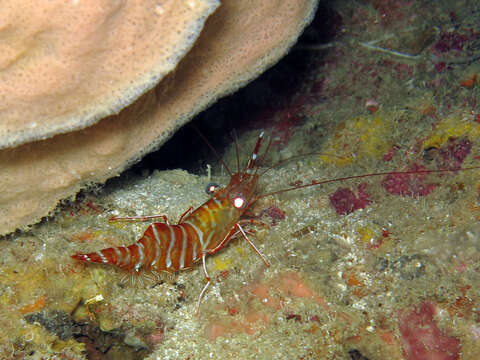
xmin=381 ymin=164 xmax=437 ymax=197
xmin=435 ymin=137 xmax=472 ymax=170
xmin=329 ymin=183 xmax=371 ymax=215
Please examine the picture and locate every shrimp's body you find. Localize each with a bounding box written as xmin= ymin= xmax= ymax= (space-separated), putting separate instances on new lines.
xmin=72 ymin=132 xmax=269 ymax=312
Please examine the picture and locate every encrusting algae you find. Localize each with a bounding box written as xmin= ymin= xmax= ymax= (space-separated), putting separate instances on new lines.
xmin=319 ymin=113 xmax=396 ymax=166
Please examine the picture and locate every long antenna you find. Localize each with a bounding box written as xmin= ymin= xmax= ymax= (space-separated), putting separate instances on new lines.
xmin=192 ymin=124 xmax=232 ymax=177
xmin=254 ymin=165 xmax=480 ymax=201
xmin=258 ymin=151 xmax=346 ymax=178
xmin=231 ymin=129 xmax=241 ymax=174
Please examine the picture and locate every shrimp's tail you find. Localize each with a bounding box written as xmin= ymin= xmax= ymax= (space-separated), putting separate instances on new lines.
xmin=71 ymin=245 xmax=137 ymax=271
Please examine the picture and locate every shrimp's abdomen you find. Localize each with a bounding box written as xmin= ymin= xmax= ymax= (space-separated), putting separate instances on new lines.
xmin=71 ymin=222 xmax=204 ymax=273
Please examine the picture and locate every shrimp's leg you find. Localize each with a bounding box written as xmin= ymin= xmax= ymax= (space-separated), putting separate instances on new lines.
xmin=206 ymin=223 xmax=270 ymax=266
xmin=204 ymin=227 xmax=238 ymax=256
xmin=236 ymin=223 xmax=270 ymax=267
xmin=109 ymin=214 xmax=170 ymax=224
xmin=178 ymin=206 xmax=193 ymax=223
xmin=195 ymin=252 xmax=211 ymax=315
xmin=237 ymin=219 xmax=270 ymax=229
xmin=194 ymin=228 xmax=239 ymax=314
xmin=194 ymin=223 xmax=270 ymax=314
xmin=111 ymin=206 xmax=193 ymax=224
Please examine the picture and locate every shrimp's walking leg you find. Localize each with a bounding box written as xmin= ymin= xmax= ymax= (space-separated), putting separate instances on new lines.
xmin=178 ymin=206 xmax=193 ymax=223
xmin=237 ymin=223 xmax=270 ymax=267
xmin=206 ymin=223 xmax=270 ymax=266
xmin=109 ymin=214 xmax=170 ymax=224
xmin=111 ymin=206 xmax=194 ymax=224
xmin=195 ymin=252 xmax=211 ymax=315
xmin=194 ymin=223 xmax=269 ymax=314
xmin=237 ymin=219 xmax=270 ymax=229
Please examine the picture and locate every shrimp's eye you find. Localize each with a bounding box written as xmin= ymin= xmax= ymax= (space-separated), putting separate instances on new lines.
xmin=233 ymin=196 xmax=246 ymax=209
xmin=205 ymin=182 xmax=219 ymax=195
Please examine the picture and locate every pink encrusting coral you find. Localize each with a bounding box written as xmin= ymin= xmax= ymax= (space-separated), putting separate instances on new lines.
xmin=381 ymin=164 xmax=437 ymax=197
xmin=329 ymin=183 xmax=371 ymax=215
xmin=398 ymin=301 xmax=461 ymax=360
xmin=205 ymin=271 xmax=331 ymax=342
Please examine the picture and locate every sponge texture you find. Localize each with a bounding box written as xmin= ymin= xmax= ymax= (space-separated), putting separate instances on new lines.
xmin=0 ymin=0 xmax=220 ymax=149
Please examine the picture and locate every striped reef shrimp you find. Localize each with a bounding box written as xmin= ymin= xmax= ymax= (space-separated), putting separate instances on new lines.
xmin=72 ymin=131 xmax=271 ymax=313
xmin=72 ymin=131 xmax=480 ymax=313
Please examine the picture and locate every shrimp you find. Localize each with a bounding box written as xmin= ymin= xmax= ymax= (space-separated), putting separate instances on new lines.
xmin=72 ymin=131 xmax=270 ymax=313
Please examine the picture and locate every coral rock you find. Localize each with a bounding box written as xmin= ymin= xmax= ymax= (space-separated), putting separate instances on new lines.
xmin=0 ymin=0 xmax=319 ymax=235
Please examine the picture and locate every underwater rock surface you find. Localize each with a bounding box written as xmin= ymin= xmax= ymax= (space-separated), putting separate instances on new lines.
xmin=2 ymin=0 xmax=480 ymax=359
